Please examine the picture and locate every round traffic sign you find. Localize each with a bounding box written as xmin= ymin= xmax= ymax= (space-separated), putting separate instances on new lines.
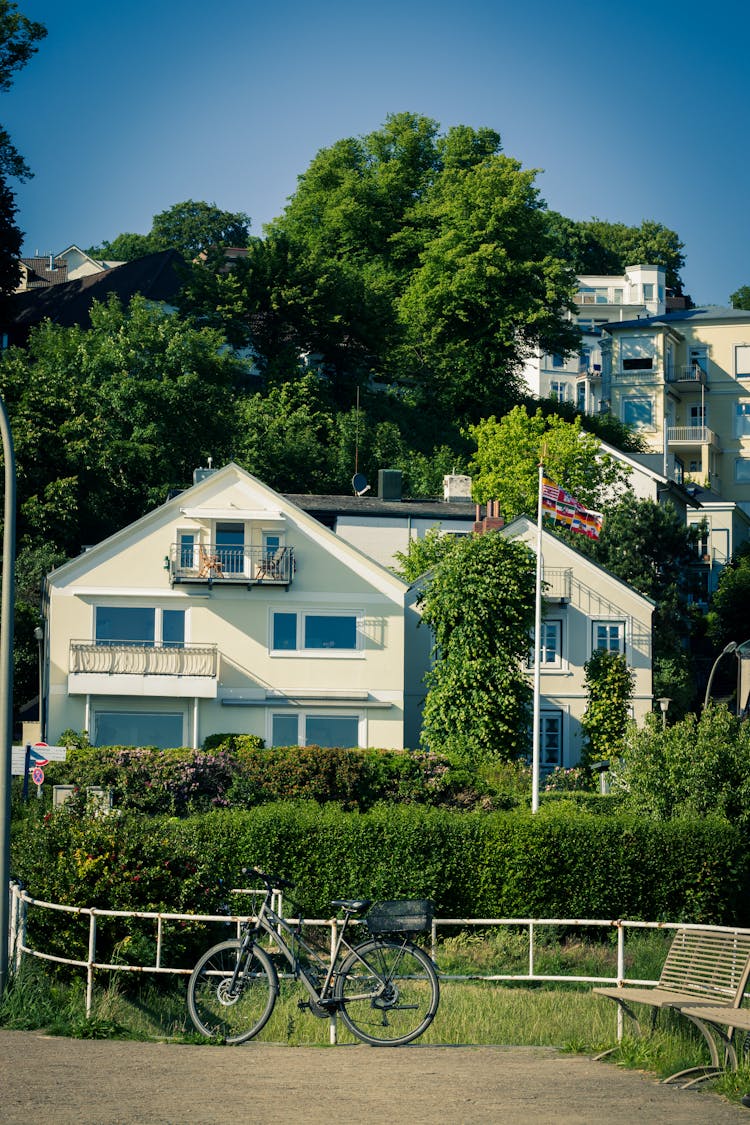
xmin=31 ymin=765 xmax=44 ymax=785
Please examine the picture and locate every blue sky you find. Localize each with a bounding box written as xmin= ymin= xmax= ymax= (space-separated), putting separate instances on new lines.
xmin=5 ymin=0 xmax=749 ymax=305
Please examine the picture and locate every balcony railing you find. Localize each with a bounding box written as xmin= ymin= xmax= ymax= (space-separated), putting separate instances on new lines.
xmin=168 ymin=544 xmax=295 ymax=586
xmin=667 ymin=364 xmax=708 ymax=385
xmin=667 ymin=425 xmax=720 ymax=449
xmin=70 ymin=642 xmax=218 ymax=677
xmin=542 ymin=568 xmax=572 ymax=600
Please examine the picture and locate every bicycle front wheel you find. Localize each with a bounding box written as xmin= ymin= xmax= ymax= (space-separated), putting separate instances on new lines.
xmin=335 ymin=938 xmax=439 ymax=1046
xmin=187 ymin=938 xmax=278 ymax=1044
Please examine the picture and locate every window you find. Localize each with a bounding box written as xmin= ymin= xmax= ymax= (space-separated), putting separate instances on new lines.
xmin=594 ymin=621 xmax=625 ymax=654
xmin=642 ymin=283 xmax=654 ymax=301
xmin=531 ymin=621 xmax=562 ymax=667
xmin=550 ymin=354 xmax=565 ymax=368
xmin=576 ymin=382 xmax=587 ymax=412
xmin=93 ymin=711 xmax=184 ymax=749
xmin=620 ymin=336 xmax=655 ymax=371
xmin=622 ymin=397 xmax=654 ymax=429
xmin=271 ymin=712 xmax=361 ymax=748
xmin=179 ymin=532 xmax=196 ymax=569
xmin=541 ymin=712 xmax=562 ymax=767
xmin=689 ymin=404 xmax=706 ymax=427
xmin=735 ymin=459 xmax=750 ymax=483
xmin=95 ymin=607 xmax=185 ymax=647
xmin=612 ymin=288 xmax=623 ymax=304
xmin=550 ymin=380 xmax=571 ymax=402
xmin=736 ymin=345 xmax=750 ymax=378
xmin=271 ymin=610 xmax=361 ymax=653
xmin=735 ymin=403 xmax=750 ymax=437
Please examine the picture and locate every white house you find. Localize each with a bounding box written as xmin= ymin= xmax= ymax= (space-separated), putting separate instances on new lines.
xmin=41 ymin=464 xmax=419 ymax=751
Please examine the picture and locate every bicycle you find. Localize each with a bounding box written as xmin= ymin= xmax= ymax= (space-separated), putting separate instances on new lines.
xmin=186 ymin=867 xmax=440 ymax=1046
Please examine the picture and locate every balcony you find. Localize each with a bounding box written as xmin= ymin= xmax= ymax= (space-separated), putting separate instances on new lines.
xmin=68 ymin=642 xmax=219 ymax=698
xmin=667 ymin=426 xmax=721 ymax=450
xmin=168 ymin=544 xmax=295 ymax=587
xmin=666 ymin=364 xmax=708 ymax=386
xmin=543 ymin=568 xmax=572 ymax=601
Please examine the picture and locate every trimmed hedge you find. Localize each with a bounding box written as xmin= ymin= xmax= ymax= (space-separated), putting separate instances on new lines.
xmin=11 ymin=801 xmax=748 ymax=965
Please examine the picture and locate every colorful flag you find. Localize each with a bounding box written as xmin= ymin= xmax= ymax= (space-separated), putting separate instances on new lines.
xmin=541 ymin=477 xmax=602 ymax=540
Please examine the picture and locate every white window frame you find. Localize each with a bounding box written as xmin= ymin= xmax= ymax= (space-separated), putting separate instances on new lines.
xmin=530 ymin=621 xmax=563 ymax=669
xmin=94 ymin=605 xmax=188 ymax=647
xmin=735 ymin=403 xmax=750 ymax=438
xmin=593 ymin=620 xmax=625 ymax=655
xmin=735 ymin=344 xmax=750 ymax=379
xmin=270 ymin=609 xmax=365 ymax=656
xmin=269 ymin=711 xmax=365 ymax=747
xmin=549 ymin=380 xmax=571 ymax=403
xmin=541 ymin=710 xmax=563 ymax=768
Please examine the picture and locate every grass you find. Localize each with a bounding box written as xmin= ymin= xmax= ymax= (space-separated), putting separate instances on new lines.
xmin=1 ymin=932 xmax=745 ymax=1106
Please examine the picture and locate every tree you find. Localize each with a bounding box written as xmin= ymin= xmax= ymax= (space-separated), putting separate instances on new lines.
xmin=393 ymin=526 xmax=461 ymax=582
xmin=89 ymin=200 xmax=251 ymax=263
xmin=469 ymin=405 xmax=629 ymax=519
xmin=730 ymin=286 xmax=750 ymax=312
xmin=546 ymin=214 xmax=686 ymax=293
xmin=419 ymin=531 xmax=536 ymax=762
xmin=0 ymin=1 xmax=46 ymax=179
xmin=0 ymin=171 xmax=21 ymax=297
xmin=580 ymin=649 xmax=634 ymax=767
xmin=705 ymin=544 xmax=750 ymax=651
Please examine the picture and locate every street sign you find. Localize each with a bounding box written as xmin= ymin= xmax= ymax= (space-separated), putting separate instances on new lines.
xmin=31 ymin=766 xmax=44 ymax=785
xmin=11 ymin=743 xmax=67 ymax=776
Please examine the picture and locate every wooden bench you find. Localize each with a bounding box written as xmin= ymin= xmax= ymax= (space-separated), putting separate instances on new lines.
xmin=594 ymin=927 xmax=750 ymax=1033
xmin=593 ymin=926 xmax=750 ymax=1084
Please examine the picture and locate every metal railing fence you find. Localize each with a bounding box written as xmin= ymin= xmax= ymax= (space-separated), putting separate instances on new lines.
xmin=9 ymin=882 xmax=750 ymax=1043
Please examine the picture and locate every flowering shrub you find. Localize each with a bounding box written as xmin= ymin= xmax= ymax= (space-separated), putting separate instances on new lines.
xmin=543 ymin=766 xmax=596 ymax=793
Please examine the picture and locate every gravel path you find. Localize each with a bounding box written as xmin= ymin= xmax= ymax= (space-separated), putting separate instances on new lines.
xmin=0 ymin=1032 xmax=747 ymax=1124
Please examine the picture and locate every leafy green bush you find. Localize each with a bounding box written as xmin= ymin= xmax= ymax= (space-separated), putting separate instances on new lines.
xmin=613 ymin=706 xmax=750 ymax=828
xmin=41 ymin=744 xmax=510 ymax=814
xmin=12 ymin=801 xmax=747 ymax=965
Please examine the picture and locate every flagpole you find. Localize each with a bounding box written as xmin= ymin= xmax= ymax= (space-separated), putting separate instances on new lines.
xmin=532 ymin=461 xmax=544 ymax=813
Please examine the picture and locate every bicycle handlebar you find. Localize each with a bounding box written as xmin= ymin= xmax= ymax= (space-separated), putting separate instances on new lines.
xmin=241 ymin=866 xmax=296 ymax=891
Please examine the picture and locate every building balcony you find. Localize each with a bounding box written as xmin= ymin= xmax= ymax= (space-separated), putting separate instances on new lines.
xmin=543 ymin=568 xmax=572 ymax=601
xmin=667 ymin=426 xmax=721 ymax=450
xmin=667 ymin=364 xmax=708 ymax=386
xmin=168 ymin=544 xmax=295 ymax=587
xmin=68 ymin=641 xmax=219 ymax=698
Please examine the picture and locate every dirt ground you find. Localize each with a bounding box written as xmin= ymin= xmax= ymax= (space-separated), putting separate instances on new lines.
xmin=0 ymin=1032 xmax=747 ymax=1124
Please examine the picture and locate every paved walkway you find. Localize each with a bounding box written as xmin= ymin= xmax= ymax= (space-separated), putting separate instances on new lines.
xmin=0 ymin=1032 xmax=747 ymax=1123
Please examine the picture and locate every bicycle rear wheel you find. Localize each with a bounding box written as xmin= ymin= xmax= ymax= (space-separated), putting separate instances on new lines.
xmin=335 ymin=938 xmax=439 ymax=1046
xmin=187 ymin=938 xmax=278 ymax=1044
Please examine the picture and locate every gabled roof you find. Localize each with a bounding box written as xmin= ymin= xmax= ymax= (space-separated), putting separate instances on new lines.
xmin=501 ymin=515 xmax=655 ymax=609
xmin=3 ymin=249 xmax=185 ymax=345
xmin=46 ymin=462 xmax=409 ymax=603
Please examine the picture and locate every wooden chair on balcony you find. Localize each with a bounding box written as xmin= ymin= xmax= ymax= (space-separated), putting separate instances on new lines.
xmin=197 ymin=545 xmax=224 ymax=578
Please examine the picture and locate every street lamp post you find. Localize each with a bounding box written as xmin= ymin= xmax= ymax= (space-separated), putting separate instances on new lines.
xmin=704 ymin=641 xmax=739 ymax=711
xmin=656 ymin=697 xmax=671 ymax=729
xmin=0 ymin=393 xmax=16 ymax=997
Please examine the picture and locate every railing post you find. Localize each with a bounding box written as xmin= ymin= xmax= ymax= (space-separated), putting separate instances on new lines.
xmin=156 ymin=915 xmax=163 ymax=970
xmin=529 ymin=922 xmax=534 ymax=978
xmin=86 ymin=910 xmax=97 ymax=1018
xmin=616 ymin=923 xmax=625 ymax=1041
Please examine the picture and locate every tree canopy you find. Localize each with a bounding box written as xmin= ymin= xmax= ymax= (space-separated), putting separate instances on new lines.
xmin=89 ymin=200 xmax=251 ymax=262
xmin=546 ymin=213 xmax=686 ymax=293
xmin=0 ymin=1 xmax=46 ymax=179
xmin=730 ymin=285 xmax=750 ymax=312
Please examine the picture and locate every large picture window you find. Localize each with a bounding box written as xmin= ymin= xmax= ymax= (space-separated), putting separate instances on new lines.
xmin=271 ymin=610 xmax=361 ymax=653
xmin=271 ymin=712 xmax=362 ymax=748
xmin=95 ymin=607 xmax=185 ymax=647
xmin=93 ymin=710 xmax=184 ymax=749
xmin=622 ymin=397 xmax=654 ymax=429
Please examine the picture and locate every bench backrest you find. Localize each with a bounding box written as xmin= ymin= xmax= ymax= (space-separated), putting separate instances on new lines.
xmin=659 ymin=928 xmax=750 ymax=1003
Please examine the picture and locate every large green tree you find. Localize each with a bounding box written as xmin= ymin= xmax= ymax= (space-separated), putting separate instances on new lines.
xmin=258 ymin=113 xmax=579 ymax=417
xmin=0 ymin=0 xmax=46 ymax=180
xmin=419 ymin=531 xmax=536 ymax=762
xmin=730 ymin=286 xmax=750 ymax=312
xmin=469 ymin=405 xmax=629 ymax=519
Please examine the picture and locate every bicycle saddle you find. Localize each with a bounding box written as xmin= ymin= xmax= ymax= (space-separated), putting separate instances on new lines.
xmin=330 ymin=898 xmax=372 ymax=914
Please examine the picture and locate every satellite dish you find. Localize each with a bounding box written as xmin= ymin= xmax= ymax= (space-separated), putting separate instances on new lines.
xmin=352 ymin=473 xmax=370 ymax=496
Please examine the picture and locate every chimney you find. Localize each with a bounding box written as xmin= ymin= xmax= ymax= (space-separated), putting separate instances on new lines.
xmin=474 ymin=500 xmax=504 ymax=535
xmin=378 ymin=469 xmax=402 ymax=501
xmin=443 ymin=474 xmax=473 ymax=502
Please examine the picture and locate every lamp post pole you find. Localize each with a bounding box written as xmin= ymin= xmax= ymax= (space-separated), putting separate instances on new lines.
xmin=0 ymin=393 xmax=16 ymax=997
xmin=704 ymin=641 xmax=738 ymax=711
